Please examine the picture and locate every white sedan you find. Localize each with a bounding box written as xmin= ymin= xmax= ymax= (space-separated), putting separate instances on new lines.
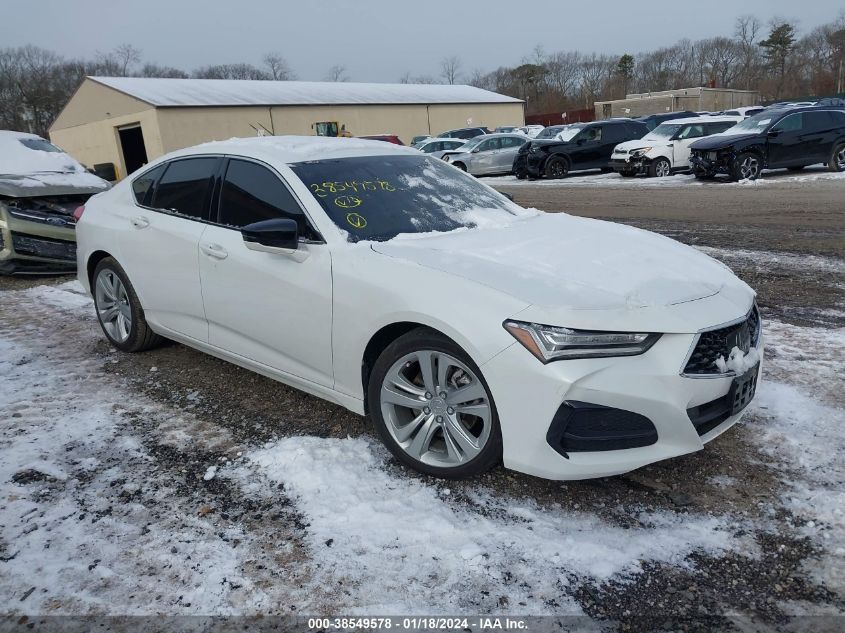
xmin=76 ymin=137 xmax=763 ymax=480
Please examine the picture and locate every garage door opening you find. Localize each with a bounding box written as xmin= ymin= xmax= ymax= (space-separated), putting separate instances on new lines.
xmin=118 ymin=125 xmax=148 ymax=176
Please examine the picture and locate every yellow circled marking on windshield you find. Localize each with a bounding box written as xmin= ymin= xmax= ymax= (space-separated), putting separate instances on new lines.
xmin=334 ymin=195 xmax=363 ymax=209
xmin=346 ymin=212 xmax=367 ymax=229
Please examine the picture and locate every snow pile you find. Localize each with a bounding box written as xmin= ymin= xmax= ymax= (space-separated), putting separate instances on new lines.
xmin=245 ymin=436 xmax=746 ymax=614
xmin=715 ymin=345 xmax=761 ymax=374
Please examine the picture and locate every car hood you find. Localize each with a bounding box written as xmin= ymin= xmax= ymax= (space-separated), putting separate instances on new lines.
xmin=690 ymin=133 xmax=761 ymax=150
xmin=0 ymin=172 xmax=110 ymax=198
xmin=370 ymin=213 xmax=753 ymax=332
xmin=614 ymin=138 xmax=667 ymax=152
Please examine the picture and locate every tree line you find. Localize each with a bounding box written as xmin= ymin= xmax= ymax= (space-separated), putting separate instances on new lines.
xmin=2 ymin=11 xmax=843 ymax=139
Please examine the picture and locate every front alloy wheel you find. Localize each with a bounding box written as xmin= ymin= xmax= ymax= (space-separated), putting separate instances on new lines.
xmin=369 ymin=329 xmax=501 ymax=478
xmin=545 ymin=156 xmax=568 ymax=179
xmin=95 ymin=268 xmax=132 ymax=343
xmin=650 ymin=158 xmax=671 ymax=178
xmin=733 ymin=153 xmax=761 ymax=181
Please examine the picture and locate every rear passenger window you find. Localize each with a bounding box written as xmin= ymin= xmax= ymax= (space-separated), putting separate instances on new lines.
xmin=218 ymin=159 xmax=314 ymax=238
xmin=805 ymin=111 xmax=834 ymax=132
xmin=132 ymin=164 xmax=166 ymax=206
xmin=152 ymin=158 xmax=218 ymax=219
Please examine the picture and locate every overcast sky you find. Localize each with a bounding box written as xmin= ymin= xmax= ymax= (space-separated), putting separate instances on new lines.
xmin=5 ymin=0 xmax=844 ymax=82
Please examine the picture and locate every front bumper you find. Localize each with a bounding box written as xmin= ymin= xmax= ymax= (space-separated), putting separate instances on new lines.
xmin=523 ymin=151 xmax=547 ymax=178
xmin=0 ymin=211 xmax=77 ymax=274
xmin=482 ymin=330 xmax=764 ymax=480
xmin=609 ymin=156 xmax=651 ymax=175
xmin=690 ymin=151 xmax=732 ymax=176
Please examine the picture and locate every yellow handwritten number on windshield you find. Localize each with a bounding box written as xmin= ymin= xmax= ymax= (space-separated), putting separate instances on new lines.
xmin=334 ymin=195 xmax=362 ymax=209
xmin=346 ymin=213 xmax=367 ymax=229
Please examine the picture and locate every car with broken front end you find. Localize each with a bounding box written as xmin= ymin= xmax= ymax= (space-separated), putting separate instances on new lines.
xmin=0 ymin=131 xmax=110 ymax=274
xmin=75 ymin=136 xmax=763 ymax=481
xmin=689 ymin=106 xmax=845 ymax=181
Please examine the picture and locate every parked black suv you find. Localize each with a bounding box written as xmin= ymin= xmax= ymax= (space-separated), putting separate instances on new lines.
xmin=689 ymin=106 xmax=845 ymax=181
xmin=514 ymin=119 xmax=649 ymax=179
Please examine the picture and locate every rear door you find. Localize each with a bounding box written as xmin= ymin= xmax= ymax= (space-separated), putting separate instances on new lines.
xmin=118 ymin=156 xmax=220 ymax=341
xmin=197 ymin=157 xmax=334 ymax=387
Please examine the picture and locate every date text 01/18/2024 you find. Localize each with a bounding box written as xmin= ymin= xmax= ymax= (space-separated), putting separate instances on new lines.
xmin=306 ymin=617 xmax=529 ymax=630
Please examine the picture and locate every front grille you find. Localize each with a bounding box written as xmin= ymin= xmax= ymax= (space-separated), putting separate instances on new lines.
xmin=11 ymin=232 xmax=77 ymax=261
xmin=7 ymin=208 xmax=75 ymax=228
xmin=683 ymin=305 xmax=761 ymax=376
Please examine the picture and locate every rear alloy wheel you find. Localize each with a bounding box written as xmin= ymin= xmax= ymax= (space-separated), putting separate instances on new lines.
xmin=829 ymin=143 xmax=845 ymax=172
xmin=93 ymin=257 xmax=162 ymax=353
xmin=732 ymin=152 xmax=761 ymax=181
xmin=544 ymin=156 xmax=569 ymax=179
xmin=369 ymin=329 xmax=501 ymax=478
xmin=649 ymin=158 xmax=672 ymax=178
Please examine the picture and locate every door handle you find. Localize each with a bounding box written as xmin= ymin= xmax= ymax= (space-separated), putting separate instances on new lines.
xmin=130 ymin=215 xmax=150 ymax=229
xmin=200 ymin=243 xmax=228 ymax=260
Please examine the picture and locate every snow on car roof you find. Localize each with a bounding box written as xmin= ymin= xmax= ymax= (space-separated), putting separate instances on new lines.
xmin=90 ymin=76 xmax=523 ymax=107
xmin=657 ymin=116 xmax=743 ymax=125
xmin=181 ymin=135 xmax=420 ymax=164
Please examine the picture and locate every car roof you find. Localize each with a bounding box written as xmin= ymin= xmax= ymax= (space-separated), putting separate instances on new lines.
xmin=169 ymin=135 xmax=419 ymax=165
xmin=654 ymin=115 xmax=742 ymax=125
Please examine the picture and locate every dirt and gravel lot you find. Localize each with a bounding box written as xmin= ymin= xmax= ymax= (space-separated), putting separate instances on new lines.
xmin=1 ymin=177 xmax=843 ymax=631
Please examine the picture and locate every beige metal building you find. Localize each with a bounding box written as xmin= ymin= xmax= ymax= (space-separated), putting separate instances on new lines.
xmin=595 ymin=87 xmax=760 ymax=119
xmin=50 ymin=77 xmax=525 ymax=179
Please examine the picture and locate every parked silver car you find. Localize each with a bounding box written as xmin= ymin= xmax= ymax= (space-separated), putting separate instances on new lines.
xmin=415 ymin=138 xmax=468 ymax=159
xmin=442 ymin=134 xmax=529 ymax=176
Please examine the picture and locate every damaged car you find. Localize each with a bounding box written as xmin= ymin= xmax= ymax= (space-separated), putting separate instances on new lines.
xmin=0 ymin=131 xmax=110 ymax=274
xmin=689 ymin=106 xmax=845 ymax=181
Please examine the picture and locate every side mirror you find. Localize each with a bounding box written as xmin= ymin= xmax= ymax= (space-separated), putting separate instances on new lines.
xmin=92 ymin=162 xmax=117 ymax=181
xmin=242 ymin=218 xmax=299 ymax=254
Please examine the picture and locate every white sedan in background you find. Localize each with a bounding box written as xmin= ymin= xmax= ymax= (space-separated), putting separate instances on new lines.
xmin=441 ymin=133 xmax=529 ymax=175
xmin=76 ymin=136 xmax=762 ymax=480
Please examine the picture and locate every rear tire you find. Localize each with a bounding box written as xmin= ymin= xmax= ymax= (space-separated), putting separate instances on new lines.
xmin=544 ymin=156 xmax=569 ymax=179
xmin=828 ymin=142 xmax=845 ymax=172
xmin=731 ymin=152 xmax=761 ymax=181
xmin=93 ymin=257 xmax=162 ymax=353
xmin=367 ymin=328 xmax=502 ymax=479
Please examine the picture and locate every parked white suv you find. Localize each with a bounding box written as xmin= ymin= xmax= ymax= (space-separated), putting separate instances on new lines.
xmin=75 ymin=136 xmax=762 ymax=481
xmin=610 ymin=116 xmax=741 ymax=177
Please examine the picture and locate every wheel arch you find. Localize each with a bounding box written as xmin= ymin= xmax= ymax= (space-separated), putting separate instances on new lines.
xmin=361 ymin=321 xmax=459 ymax=414
xmin=86 ymin=250 xmax=114 ymax=290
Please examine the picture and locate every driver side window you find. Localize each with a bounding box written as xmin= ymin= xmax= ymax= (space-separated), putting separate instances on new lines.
xmin=582 ymin=127 xmax=602 ymax=141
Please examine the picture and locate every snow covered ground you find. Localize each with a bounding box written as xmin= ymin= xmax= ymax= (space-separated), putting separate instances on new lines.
xmin=1 ymin=279 xmax=843 ymax=620
xmin=485 ymin=166 xmax=845 ymax=188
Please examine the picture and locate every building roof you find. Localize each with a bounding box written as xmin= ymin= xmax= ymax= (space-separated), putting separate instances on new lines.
xmin=88 ymin=77 xmax=523 ymax=108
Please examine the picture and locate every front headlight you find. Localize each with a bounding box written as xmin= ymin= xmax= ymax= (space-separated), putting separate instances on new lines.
xmin=503 ymin=320 xmax=661 ymax=362
xmin=631 ymin=147 xmax=652 ymax=157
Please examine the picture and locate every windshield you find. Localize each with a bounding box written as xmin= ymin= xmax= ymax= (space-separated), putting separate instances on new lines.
xmin=645 ymin=124 xmax=682 ymax=140
xmin=289 ymin=155 xmax=523 ymax=242
xmin=555 ymin=126 xmax=584 ymax=142
xmin=535 ymin=126 xmax=564 ymax=139
xmin=721 ymin=111 xmax=775 ymax=134
xmin=19 ymin=139 xmax=64 ymax=153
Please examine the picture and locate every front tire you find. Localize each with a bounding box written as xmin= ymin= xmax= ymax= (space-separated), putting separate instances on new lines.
xmin=93 ymin=257 xmax=162 ymax=352
xmin=731 ymin=152 xmax=761 ymax=181
xmin=368 ymin=328 xmax=502 ymax=479
xmin=544 ymin=156 xmax=569 ymax=179
xmin=829 ymin=142 xmax=845 ymax=172
xmin=649 ymin=157 xmax=672 ymax=178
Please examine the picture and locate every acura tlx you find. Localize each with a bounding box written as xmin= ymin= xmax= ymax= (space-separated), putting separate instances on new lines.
xmin=75 ymin=136 xmax=763 ymax=480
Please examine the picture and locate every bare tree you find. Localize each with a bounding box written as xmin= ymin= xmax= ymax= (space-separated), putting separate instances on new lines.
xmin=735 ymin=15 xmax=763 ymax=89
xmin=546 ymin=51 xmax=581 ymax=97
xmin=139 ymin=63 xmax=188 ymax=78
xmin=192 ymin=63 xmax=270 ymax=80
xmin=440 ymin=56 xmax=462 ymax=84
xmin=262 ymin=53 xmax=294 ymax=80
xmin=325 ymin=64 xmax=349 ymax=82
